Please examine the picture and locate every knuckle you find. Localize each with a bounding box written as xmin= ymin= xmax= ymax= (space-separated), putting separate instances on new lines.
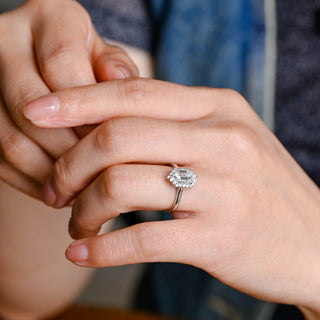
xmin=215 ymin=88 xmax=250 ymax=113
xmin=116 ymin=78 xmax=152 ymax=109
xmin=52 ymin=157 xmax=69 ymax=192
xmin=0 ymin=132 xmax=30 ymax=164
xmin=219 ymin=122 xmax=261 ymax=157
xmin=95 ymin=120 xmax=135 ymax=158
xmin=222 ymin=88 xmax=242 ymax=99
xmin=233 ymin=124 xmax=260 ymax=153
xmin=37 ymin=6 xmax=92 ymax=75
xmin=42 ymin=41 xmax=69 ymax=64
xmin=221 ymin=88 xmax=245 ymax=105
xmin=92 ymin=123 xmax=114 ymax=155
xmin=40 ymin=42 xmax=76 ymax=75
xmin=99 ymin=166 xmax=133 ymax=209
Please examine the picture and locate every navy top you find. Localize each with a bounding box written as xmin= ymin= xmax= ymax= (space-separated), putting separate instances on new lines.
xmin=77 ymin=0 xmax=153 ymax=51
xmin=275 ymin=0 xmax=320 ymax=187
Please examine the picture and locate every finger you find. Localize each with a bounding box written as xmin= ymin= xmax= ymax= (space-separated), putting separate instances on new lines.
xmin=65 ymin=219 xmax=204 ymax=268
xmin=43 ymin=118 xmax=200 ymax=207
xmin=75 ymin=39 xmax=140 ymax=137
xmin=23 ymin=78 xmax=216 ymax=127
xmin=0 ymin=98 xmax=53 ymax=184
xmin=0 ymin=23 xmax=79 ymax=159
xmin=0 ymin=159 xmax=42 ymax=199
xmin=33 ymin=2 xmax=138 ymax=90
xmin=32 ymin=2 xmax=138 ymax=140
xmin=74 ymin=38 xmax=139 ymax=138
xmin=93 ymin=39 xmax=139 ymax=82
xmin=32 ymin=0 xmax=96 ymax=90
xmin=69 ymin=164 xmax=202 ymax=239
xmin=32 ymin=1 xmax=98 ymax=140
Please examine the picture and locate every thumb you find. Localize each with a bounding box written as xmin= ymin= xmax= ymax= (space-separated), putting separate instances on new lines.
xmin=93 ymin=38 xmax=139 ymax=81
xmin=76 ymin=37 xmax=140 ymax=138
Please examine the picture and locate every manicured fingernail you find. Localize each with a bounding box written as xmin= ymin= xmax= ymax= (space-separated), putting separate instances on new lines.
xmin=24 ymin=95 xmax=60 ymax=121
xmin=173 ymin=211 xmax=193 ymax=219
xmin=43 ymin=178 xmax=56 ymax=206
xmin=114 ymin=63 xmax=134 ymax=79
xmin=66 ymin=242 xmax=88 ymax=263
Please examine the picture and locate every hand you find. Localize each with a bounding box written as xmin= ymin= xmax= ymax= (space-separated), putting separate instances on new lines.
xmin=0 ymin=0 xmax=138 ymax=198
xmin=24 ymin=78 xmax=320 ymax=313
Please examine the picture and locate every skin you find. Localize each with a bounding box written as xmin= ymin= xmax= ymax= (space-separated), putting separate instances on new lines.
xmin=0 ymin=179 xmax=94 ymax=320
xmin=1 ymin=1 xmax=319 ymax=319
xmin=24 ymin=78 xmax=320 ymax=319
xmin=0 ymin=0 xmax=147 ymax=318
xmin=0 ymin=0 xmax=139 ymax=199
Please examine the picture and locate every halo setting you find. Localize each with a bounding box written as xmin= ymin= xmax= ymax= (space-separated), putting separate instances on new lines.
xmin=167 ymin=167 xmax=198 ymax=188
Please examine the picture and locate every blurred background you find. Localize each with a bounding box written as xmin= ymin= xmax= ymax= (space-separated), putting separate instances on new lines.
xmin=0 ymin=0 xmax=144 ymax=311
xmin=0 ymin=0 xmax=25 ymax=12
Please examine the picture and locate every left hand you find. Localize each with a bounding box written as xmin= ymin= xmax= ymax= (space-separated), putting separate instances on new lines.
xmin=0 ymin=0 xmax=139 ymax=199
xmin=24 ymin=78 xmax=320 ymax=312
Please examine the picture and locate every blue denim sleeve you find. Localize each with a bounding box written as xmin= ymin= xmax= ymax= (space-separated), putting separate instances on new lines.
xmin=148 ymin=0 xmax=267 ymax=120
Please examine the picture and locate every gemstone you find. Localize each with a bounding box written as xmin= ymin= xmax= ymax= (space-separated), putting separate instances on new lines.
xmin=167 ymin=167 xmax=198 ymax=188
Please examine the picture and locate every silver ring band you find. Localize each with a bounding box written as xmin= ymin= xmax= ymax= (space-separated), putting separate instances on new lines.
xmin=168 ymin=187 xmax=183 ymax=213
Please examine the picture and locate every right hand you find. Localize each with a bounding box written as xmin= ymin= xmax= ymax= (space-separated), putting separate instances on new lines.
xmin=0 ymin=0 xmax=139 ymax=199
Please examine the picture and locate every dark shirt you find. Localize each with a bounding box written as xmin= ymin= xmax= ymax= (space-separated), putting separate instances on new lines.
xmin=275 ymin=0 xmax=320 ymax=187
xmin=273 ymin=1 xmax=320 ymax=318
xmin=77 ymin=0 xmax=152 ymax=51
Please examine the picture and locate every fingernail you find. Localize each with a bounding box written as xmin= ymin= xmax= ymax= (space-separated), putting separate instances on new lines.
xmin=43 ymin=178 xmax=57 ymax=206
xmin=173 ymin=211 xmax=193 ymax=219
xmin=24 ymin=95 xmax=60 ymax=121
xmin=66 ymin=242 xmax=89 ymax=263
xmin=114 ymin=63 xmax=134 ymax=79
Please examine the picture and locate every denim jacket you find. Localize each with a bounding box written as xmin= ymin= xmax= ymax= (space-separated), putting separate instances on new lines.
xmin=149 ymin=0 xmax=276 ymax=131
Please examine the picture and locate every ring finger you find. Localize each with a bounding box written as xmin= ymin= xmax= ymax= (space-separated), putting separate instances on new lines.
xmin=46 ymin=118 xmax=204 ymax=208
xmin=70 ymin=164 xmax=205 ymax=239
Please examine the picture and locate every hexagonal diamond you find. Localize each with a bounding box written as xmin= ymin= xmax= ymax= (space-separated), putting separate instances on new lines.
xmin=167 ymin=167 xmax=198 ymax=188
